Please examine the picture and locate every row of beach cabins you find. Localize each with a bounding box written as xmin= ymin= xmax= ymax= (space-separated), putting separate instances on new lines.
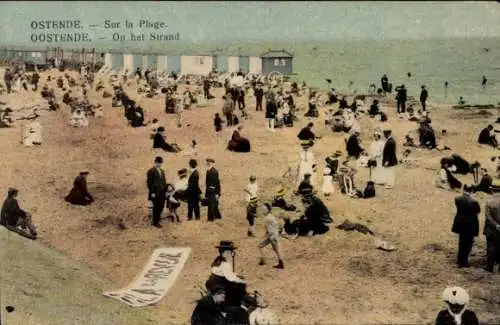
xmin=0 ymin=47 xmax=294 ymax=76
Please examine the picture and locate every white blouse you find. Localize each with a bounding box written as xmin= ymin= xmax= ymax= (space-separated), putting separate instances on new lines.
xmin=211 ymin=261 xmax=245 ymax=283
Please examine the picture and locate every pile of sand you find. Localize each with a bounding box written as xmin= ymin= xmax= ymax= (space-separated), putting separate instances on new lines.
xmin=0 ymin=69 xmax=499 ymax=324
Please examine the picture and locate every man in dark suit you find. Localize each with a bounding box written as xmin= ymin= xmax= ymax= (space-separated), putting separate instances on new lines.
xmin=205 ymin=158 xmax=222 ymax=221
xmin=254 ymin=84 xmax=264 ymax=111
xmin=395 ymin=84 xmax=407 ymax=114
xmin=187 ymin=159 xmax=201 ymax=220
xmin=420 ymin=85 xmax=429 ymax=111
xmin=452 ymin=185 xmax=480 ymax=268
xmin=484 ymin=193 xmax=500 ymax=273
xmin=146 ymin=156 xmax=167 ymax=228
xmin=382 ymin=129 xmax=398 ymax=189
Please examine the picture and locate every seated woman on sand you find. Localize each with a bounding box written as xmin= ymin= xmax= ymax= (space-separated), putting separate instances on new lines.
xmin=65 ymin=171 xmax=94 ymax=206
xmin=22 ymin=116 xmax=42 ymax=147
xmin=478 ymin=125 xmax=498 ymax=148
xmin=418 ymin=120 xmax=437 ymax=149
xmin=69 ymin=109 xmax=89 ymax=127
xmin=436 ymin=159 xmax=462 ymax=190
xmin=227 ymin=125 xmax=251 ymax=153
xmin=127 ymin=104 xmax=146 ymax=128
xmin=153 ymin=126 xmax=179 ymax=152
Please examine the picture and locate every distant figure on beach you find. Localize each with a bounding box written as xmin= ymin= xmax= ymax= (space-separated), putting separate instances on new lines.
xmin=348 ymin=81 xmax=354 ymax=91
xmin=381 ymin=74 xmax=390 ymax=94
xmin=420 ymin=85 xmax=429 ymax=111
xmin=478 ymin=125 xmax=498 ymax=148
xmin=482 ymin=76 xmax=488 ymax=89
xmin=65 ymin=171 xmax=94 ymax=206
xmin=407 ymin=72 xmax=412 ymax=78
xmin=444 ymin=81 xmax=449 ymax=98
xmin=395 ymin=85 xmax=407 ymax=114
xmin=458 ymin=97 xmax=466 ymax=105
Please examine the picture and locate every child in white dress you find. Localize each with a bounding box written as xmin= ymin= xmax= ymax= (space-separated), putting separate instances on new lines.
xmin=321 ymin=164 xmax=334 ymax=196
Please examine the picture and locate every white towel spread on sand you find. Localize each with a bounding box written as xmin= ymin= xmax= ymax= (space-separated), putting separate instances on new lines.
xmin=103 ymin=247 xmax=191 ymax=307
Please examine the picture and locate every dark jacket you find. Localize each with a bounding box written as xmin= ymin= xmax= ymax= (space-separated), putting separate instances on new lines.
xmin=254 ymin=88 xmax=263 ymax=100
xmin=435 ymin=309 xmax=478 ymax=325
xmin=153 ymin=132 xmax=168 ymax=149
xmin=191 ymin=296 xmax=225 ymax=325
xmin=147 ymin=167 xmax=167 ymax=199
xmin=206 ymin=167 xmax=221 ymax=196
xmin=452 ymin=193 xmax=480 ymax=236
xmin=0 ymin=196 xmax=27 ymax=227
xmin=478 ymin=128 xmax=492 ymax=145
xmin=382 ymin=137 xmax=398 ymax=167
xmin=187 ymin=170 xmax=202 ymax=197
xmin=484 ymin=194 xmax=500 ymax=237
xmin=225 ymin=306 xmax=250 ymax=325
xmin=420 ymin=89 xmax=429 ymax=102
xmin=265 ymin=101 xmax=277 ymax=119
xmin=65 ymin=175 xmax=94 ymax=206
xmin=396 ymin=87 xmax=407 ymax=102
xmin=297 ymin=127 xmax=315 ymax=141
xmin=346 ymin=134 xmax=363 ymax=159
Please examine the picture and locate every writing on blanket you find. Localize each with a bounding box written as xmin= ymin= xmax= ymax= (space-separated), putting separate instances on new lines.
xmin=29 ymin=19 xmax=180 ymax=43
xmin=115 ymin=252 xmax=183 ymax=305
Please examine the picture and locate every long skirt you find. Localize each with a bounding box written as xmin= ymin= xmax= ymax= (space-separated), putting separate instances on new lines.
xmin=321 ymin=175 xmax=334 ymax=195
xmin=297 ymin=162 xmax=315 ymax=186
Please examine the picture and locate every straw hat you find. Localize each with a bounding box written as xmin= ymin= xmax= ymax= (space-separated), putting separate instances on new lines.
xmin=442 ymin=287 xmax=469 ymax=305
xmin=276 ymin=188 xmax=286 ymax=197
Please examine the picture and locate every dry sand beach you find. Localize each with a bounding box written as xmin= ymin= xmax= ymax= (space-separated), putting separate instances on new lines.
xmin=1 ymin=68 xmax=500 ymax=325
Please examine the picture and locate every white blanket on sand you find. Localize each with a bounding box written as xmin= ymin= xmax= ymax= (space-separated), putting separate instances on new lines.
xmin=103 ymin=247 xmax=191 ymax=307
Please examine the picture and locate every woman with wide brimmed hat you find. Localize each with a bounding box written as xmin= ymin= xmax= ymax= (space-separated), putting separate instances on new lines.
xmin=206 ymin=240 xmax=247 ymax=307
xmin=297 ymin=140 xmax=316 ymax=188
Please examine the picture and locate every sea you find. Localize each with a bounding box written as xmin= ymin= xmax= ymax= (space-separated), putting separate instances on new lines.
xmin=188 ymin=37 xmax=500 ymax=106
xmin=5 ymin=37 xmax=500 ymax=105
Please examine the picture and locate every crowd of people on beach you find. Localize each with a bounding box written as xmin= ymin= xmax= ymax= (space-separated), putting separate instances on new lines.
xmin=1 ymin=58 xmax=499 ymax=325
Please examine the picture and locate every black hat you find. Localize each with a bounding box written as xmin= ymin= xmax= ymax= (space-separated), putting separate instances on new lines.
xmin=7 ymin=187 xmax=18 ymax=196
xmin=215 ymin=240 xmax=237 ymax=251
xmin=210 ymin=285 xmax=226 ymax=294
xmin=206 ymin=158 xmax=215 ymax=163
xmin=154 ymin=156 xmax=163 ymax=164
xmin=177 ymin=168 xmax=188 ymax=177
xmin=157 ymin=126 xmax=165 ymax=132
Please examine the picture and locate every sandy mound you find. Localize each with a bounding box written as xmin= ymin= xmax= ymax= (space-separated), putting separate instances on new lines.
xmin=1 ymin=70 xmax=499 ymax=324
xmin=0 ymin=227 xmax=161 ymax=325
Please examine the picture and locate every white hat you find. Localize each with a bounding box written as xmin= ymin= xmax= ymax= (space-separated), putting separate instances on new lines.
xmin=442 ymin=287 xmax=469 ymax=305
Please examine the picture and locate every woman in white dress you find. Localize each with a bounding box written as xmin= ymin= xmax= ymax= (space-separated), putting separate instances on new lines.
xmin=369 ymin=130 xmax=385 ymax=184
xmin=321 ymin=163 xmax=334 ymax=196
xmin=297 ymin=141 xmax=316 ymax=187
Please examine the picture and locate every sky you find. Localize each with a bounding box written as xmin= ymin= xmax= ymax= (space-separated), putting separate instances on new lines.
xmin=0 ymin=1 xmax=498 ymax=46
